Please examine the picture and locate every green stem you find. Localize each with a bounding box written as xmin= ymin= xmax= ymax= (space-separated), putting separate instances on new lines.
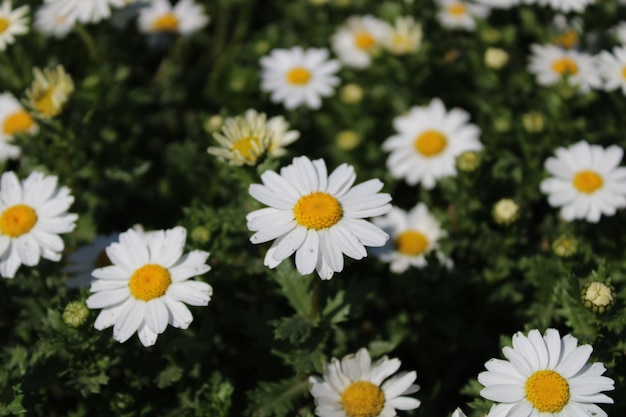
xmin=74 ymin=24 xmax=100 ymax=62
xmin=311 ymin=278 xmax=321 ymax=321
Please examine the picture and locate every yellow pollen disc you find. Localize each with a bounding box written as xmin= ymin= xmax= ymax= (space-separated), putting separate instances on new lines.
xmin=355 ymin=32 xmax=376 ymax=50
xmin=0 ymin=204 xmax=37 ymax=238
xmin=393 ymin=34 xmax=409 ymax=48
xmin=395 ymin=230 xmax=429 ymax=256
xmin=231 ymin=136 xmax=260 ymax=161
xmin=293 ymin=192 xmax=343 ymax=230
xmin=414 ymin=130 xmax=448 ymax=157
xmin=447 ymin=3 xmax=467 ymax=15
xmin=286 ymin=67 xmax=312 ymax=85
xmin=525 ymin=370 xmax=570 ymax=413
xmin=153 ymin=13 xmax=179 ymax=31
xmin=622 ymin=66 xmax=626 ymax=80
xmin=35 ymin=88 xmax=58 ymax=117
xmin=573 ymin=170 xmax=603 ymax=194
xmin=2 ymin=110 xmax=34 ymax=136
xmin=340 ymin=381 xmax=385 ymax=417
xmin=552 ymin=29 xmax=579 ymax=49
xmin=551 ymin=58 xmax=579 ymax=76
xmin=0 ymin=18 xmax=9 ymax=33
xmin=129 ymin=264 xmax=172 ymax=301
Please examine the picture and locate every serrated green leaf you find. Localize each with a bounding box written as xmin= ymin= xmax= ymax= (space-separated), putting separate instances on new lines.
xmin=271 ymin=262 xmax=313 ymax=317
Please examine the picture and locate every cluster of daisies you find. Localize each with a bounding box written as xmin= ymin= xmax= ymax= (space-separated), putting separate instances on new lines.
xmin=309 ymin=328 xmax=614 ymax=417
xmin=0 ymin=0 xmax=209 ymax=42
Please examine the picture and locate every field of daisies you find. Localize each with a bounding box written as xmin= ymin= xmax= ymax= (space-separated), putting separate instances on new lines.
xmin=3 ymin=0 xmax=626 ymax=416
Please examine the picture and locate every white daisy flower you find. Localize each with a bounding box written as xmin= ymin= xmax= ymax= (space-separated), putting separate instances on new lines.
xmin=372 ymin=203 xmax=451 ymax=274
xmin=541 ymin=0 xmax=594 ymax=13
xmin=266 ymin=115 xmax=300 ymax=158
xmin=34 ymin=2 xmax=74 ymax=38
xmin=597 ymin=47 xmax=626 ymax=95
xmin=0 ymin=171 xmax=77 ymax=279
xmin=138 ymin=0 xmax=209 ymax=35
xmin=436 ymin=0 xmax=489 ymax=32
xmin=44 ymin=0 xmax=125 ymax=25
xmin=0 ymin=92 xmax=38 ymax=161
xmin=260 ymin=46 xmax=341 ymax=110
xmin=383 ymin=16 xmax=423 ymax=56
xmin=309 ymin=347 xmax=421 ymax=417
xmin=246 ymin=155 xmax=392 ymax=280
xmin=330 ymin=15 xmax=390 ymax=69
xmin=539 ymin=141 xmax=626 ymax=223
xmin=0 ymin=0 xmax=29 ymax=51
xmin=478 ymin=328 xmax=614 ymax=417
xmin=85 ymin=226 xmax=212 ymax=347
xmin=528 ymin=44 xmax=601 ymax=93
xmin=382 ymin=98 xmax=483 ymax=189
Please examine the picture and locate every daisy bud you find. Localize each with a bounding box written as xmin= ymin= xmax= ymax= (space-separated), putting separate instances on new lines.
xmin=551 ymin=234 xmax=578 ymax=258
xmin=522 ymin=112 xmax=545 ymax=133
xmin=63 ymin=301 xmax=89 ymax=328
xmin=492 ymin=198 xmax=519 ymax=225
xmin=456 ymin=150 xmax=481 ymax=172
xmin=191 ymin=226 xmax=211 ymax=243
xmin=203 ymin=115 xmax=224 ymax=134
xmin=336 ymin=130 xmax=361 ymax=150
xmin=340 ymin=83 xmax=364 ymax=104
xmin=484 ymin=47 xmax=509 ymax=69
xmin=581 ymin=282 xmax=615 ymax=313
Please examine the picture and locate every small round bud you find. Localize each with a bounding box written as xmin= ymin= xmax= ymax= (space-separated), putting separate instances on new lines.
xmin=581 ymin=282 xmax=615 ymax=313
xmin=204 ymin=115 xmax=224 ymax=134
xmin=456 ymin=151 xmax=481 ymax=172
xmin=552 ymin=235 xmax=578 ymax=258
xmin=484 ymin=47 xmax=509 ymax=70
xmin=191 ymin=226 xmax=211 ymax=244
xmin=493 ymin=117 xmax=511 ymax=133
xmin=336 ymin=130 xmax=361 ymax=150
xmin=481 ymin=28 xmax=501 ymax=43
xmin=63 ymin=301 xmax=89 ymax=328
xmin=492 ymin=199 xmax=519 ymax=225
xmin=522 ymin=112 xmax=544 ymax=133
xmin=340 ymin=84 xmax=364 ymax=105
xmin=254 ymin=40 xmax=271 ymax=56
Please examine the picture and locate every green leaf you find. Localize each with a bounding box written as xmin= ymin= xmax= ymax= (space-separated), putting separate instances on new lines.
xmin=245 ymin=375 xmax=310 ymax=417
xmin=271 ymin=262 xmax=313 ymax=318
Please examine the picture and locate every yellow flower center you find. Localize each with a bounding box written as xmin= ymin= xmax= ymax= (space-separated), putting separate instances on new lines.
xmin=128 ymin=264 xmax=172 ymax=301
xmin=395 ymin=230 xmax=429 ymax=256
xmin=0 ymin=204 xmax=38 ymax=238
xmin=572 ymin=170 xmax=603 ymax=194
xmin=622 ymin=66 xmax=626 ymax=80
xmin=231 ymin=136 xmax=261 ymax=162
xmin=0 ymin=18 xmax=9 ymax=33
xmin=340 ymin=381 xmax=385 ymax=417
xmin=153 ymin=13 xmax=179 ymax=31
xmin=286 ymin=67 xmax=312 ymax=85
xmin=414 ymin=130 xmax=448 ymax=157
xmin=355 ymin=32 xmax=376 ymax=50
xmin=552 ymin=29 xmax=579 ymax=49
xmin=447 ymin=3 xmax=467 ymax=15
xmin=392 ymin=34 xmax=410 ymax=48
xmin=293 ymin=192 xmax=343 ymax=230
xmin=2 ymin=110 xmax=34 ymax=136
xmin=35 ymin=88 xmax=58 ymax=117
xmin=551 ymin=58 xmax=579 ymax=76
xmin=525 ymin=370 xmax=570 ymax=413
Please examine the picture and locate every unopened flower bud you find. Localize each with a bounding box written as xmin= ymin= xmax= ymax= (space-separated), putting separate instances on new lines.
xmin=340 ymin=84 xmax=364 ymax=104
xmin=552 ymin=234 xmax=577 ymax=258
xmin=456 ymin=151 xmax=481 ymax=172
xmin=336 ymin=130 xmax=360 ymax=150
xmin=581 ymin=282 xmax=615 ymax=313
xmin=485 ymin=47 xmax=509 ymax=70
xmin=493 ymin=199 xmax=519 ymax=225
xmin=522 ymin=112 xmax=544 ymax=133
xmin=63 ymin=301 xmax=89 ymax=328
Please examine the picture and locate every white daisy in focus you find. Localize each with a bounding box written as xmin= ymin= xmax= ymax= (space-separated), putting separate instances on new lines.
xmin=372 ymin=203 xmax=451 ymax=274
xmin=384 ymin=16 xmax=423 ymax=56
xmin=0 ymin=92 xmax=38 ymax=161
xmin=260 ymin=46 xmax=341 ymax=110
xmin=478 ymin=328 xmax=614 ymax=417
xmin=436 ymin=0 xmax=489 ymax=31
xmin=247 ymin=155 xmax=392 ymax=280
xmin=44 ymin=0 xmax=125 ymax=25
xmin=528 ymin=44 xmax=601 ymax=93
xmin=542 ymin=0 xmax=594 ymax=13
xmin=539 ymin=140 xmax=626 ymax=223
xmin=0 ymin=171 xmax=77 ymax=279
xmin=138 ymin=0 xmax=209 ymax=35
xmin=597 ymin=47 xmax=626 ymax=95
xmin=266 ymin=115 xmax=300 ymax=158
xmin=309 ymin=347 xmax=421 ymax=417
xmin=85 ymin=226 xmax=212 ymax=347
xmin=34 ymin=2 xmax=74 ymax=38
xmin=330 ymin=15 xmax=390 ymax=69
xmin=0 ymin=0 xmax=29 ymax=51
xmin=382 ymin=98 xmax=483 ymax=189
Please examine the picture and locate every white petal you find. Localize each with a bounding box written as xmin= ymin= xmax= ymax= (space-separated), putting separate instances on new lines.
xmin=113 ymin=301 xmax=145 ymax=343
xmin=163 ymin=297 xmax=194 ymax=329
xmin=295 ymin=229 xmax=319 ymax=275
xmin=137 ymin=322 xmax=158 ymax=347
xmin=480 ymin=384 xmax=525 ymax=402
xmin=145 ymin=298 xmax=169 ymax=334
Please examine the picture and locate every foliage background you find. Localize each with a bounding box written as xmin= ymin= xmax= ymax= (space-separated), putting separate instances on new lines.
xmin=1 ymin=0 xmax=626 ymax=416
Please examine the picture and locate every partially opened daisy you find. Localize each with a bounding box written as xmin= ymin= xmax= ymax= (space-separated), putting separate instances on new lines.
xmin=247 ymin=155 xmax=391 ymax=280
xmin=44 ymin=0 xmax=125 ymax=24
xmin=478 ymin=328 xmax=614 ymax=417
xmin=0 ymin=0 xmax=29 ymax=51
xmin=382 ymin=98 xmax=482 ymax=189
xmin=309 ymin=347 xmax=421 ymax=417
xmin=23 ymin=65 xmax=74 ymax=119
xmin=597 ymin=47 xmax=626 ymax=95
xmin=138 ymin=0 xmax=209 ymax=35
xmin=85 ymin=226 xmax=212 ymax=347
xmin=260 ymin=46 xmax=341 ymax=110
xmin=372 ymin=203 xmax=451 ymax=274
xmin=0 ymin=171 xmax=77 ymax=279
xmin=436 ymin=0 xmax=489 ymax=31
xmin=330 ymin=15 xmax=390 ymax=69
xmin=0 ymin=92 xmax=38 ymax=161
xmin=539 ymin=140 xmax=626 ymax=222
xmin=528 ymin=44 xmax=601 ymax=93
xmin=383 ymin=16 xmax=423 ymax=56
